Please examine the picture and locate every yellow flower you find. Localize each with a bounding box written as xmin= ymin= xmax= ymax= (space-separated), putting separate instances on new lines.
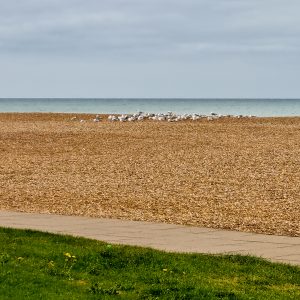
xmin=64 ymin=252 xmax=72 ymax=258
xmin=163 ymin=269 xmax=168 ymax=272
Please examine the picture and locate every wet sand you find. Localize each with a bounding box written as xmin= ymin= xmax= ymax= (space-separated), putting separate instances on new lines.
xmin=0 ymin=113 xmax=299 ymax=236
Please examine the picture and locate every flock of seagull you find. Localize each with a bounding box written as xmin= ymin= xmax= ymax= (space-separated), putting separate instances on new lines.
xmin=72 ymin=112 xmax=256 ymax=123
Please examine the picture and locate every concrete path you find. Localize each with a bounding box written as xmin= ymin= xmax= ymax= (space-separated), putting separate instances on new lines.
xmin=1 ymin=210 xmax=300 ymax=266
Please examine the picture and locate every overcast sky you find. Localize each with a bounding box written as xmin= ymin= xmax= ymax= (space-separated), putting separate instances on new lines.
xmin=1 ymin=0 xmax=300 ymax=98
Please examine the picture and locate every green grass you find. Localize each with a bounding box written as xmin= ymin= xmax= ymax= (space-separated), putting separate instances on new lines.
xmin=0 ymin=227 xmax=300 ymax=299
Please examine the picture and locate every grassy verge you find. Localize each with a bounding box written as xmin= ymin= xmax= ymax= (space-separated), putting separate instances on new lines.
xmin=0 ymin=227 xmax=299 ymax=299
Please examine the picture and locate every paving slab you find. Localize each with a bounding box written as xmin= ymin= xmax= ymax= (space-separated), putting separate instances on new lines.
xmin=0 ymin=210 xmax=299 ymax=266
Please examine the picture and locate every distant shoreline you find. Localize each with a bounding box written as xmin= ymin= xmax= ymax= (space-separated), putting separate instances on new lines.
xmin=1 ymin=98 xmax=300 ymax=116
xmin=0 ymin=112 xmax=299 ymax=121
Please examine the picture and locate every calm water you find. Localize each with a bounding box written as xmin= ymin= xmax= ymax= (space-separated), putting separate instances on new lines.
xmin=0 ymin=98 xmax=300 ymax=116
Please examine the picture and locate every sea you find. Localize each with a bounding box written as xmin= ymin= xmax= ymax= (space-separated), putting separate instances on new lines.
xmin=0 ymin=98 xmax=300 ymax=117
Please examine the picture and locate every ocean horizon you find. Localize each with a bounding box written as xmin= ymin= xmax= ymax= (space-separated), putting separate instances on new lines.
xmin=0 ymin=98 xmax=300 ymax=117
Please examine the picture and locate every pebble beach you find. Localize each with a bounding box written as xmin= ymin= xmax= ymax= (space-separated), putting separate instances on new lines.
xmin=0 ymin=113 xmax=299 ymax=237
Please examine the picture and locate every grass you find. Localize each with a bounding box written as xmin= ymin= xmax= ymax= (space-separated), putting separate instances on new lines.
xmin=0 ymin=227 xmax=299 ymax=299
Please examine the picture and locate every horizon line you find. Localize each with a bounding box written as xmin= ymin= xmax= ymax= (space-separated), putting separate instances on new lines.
xmin=1 ymin=97 xmax=300 ymax=100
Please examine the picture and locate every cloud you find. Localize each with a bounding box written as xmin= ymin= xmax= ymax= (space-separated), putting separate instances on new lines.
xmin=0 ymin=0 xmax=300 ymax=98
xmin=0 ymin=0 xmax=300 ymax=59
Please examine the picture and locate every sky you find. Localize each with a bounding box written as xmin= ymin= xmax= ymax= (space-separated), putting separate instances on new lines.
xmin=0 ymin=0 xmax=300 ymax=98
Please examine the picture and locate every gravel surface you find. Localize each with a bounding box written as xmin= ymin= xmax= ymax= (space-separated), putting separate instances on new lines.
xmin=0 ymin=113 xmax=299 ymax=236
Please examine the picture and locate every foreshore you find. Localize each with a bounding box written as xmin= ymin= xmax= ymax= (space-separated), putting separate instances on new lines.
xmin=0 ymin=113 xmax=299 ymax=237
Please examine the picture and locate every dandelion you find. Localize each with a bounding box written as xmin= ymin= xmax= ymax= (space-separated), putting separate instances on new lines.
xmin=64 ymin=252 xmax=76 ymax=262
xmin=163 ymin=268 xmax=168 ymax=272
xmin=62 ymin=252 xmax=77 ymax=280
